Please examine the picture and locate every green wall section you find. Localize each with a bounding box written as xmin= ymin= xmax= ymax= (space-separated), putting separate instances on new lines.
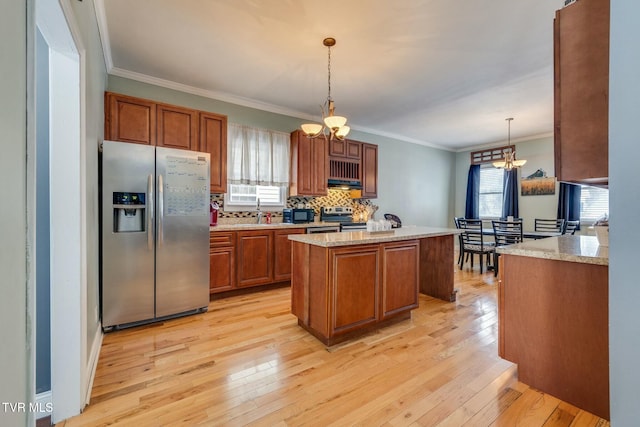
xmin=108 ymin=75 xmax=456 ymax=227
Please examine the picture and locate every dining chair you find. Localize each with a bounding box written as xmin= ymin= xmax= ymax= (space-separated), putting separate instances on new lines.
xmin=458 ymin=218 xmax=495 ymax=274
xmin=454 ymin=216 xmax=465 ymax=266
xmin=534 ymin=218 xmax=565 ymax=233
xmin=492 ymin=220 xmax=524 ymax=277
xmin=563 ymin=220 xmax=580 ymax=235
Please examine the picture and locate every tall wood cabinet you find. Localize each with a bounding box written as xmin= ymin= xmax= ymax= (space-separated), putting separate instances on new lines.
xmin=289 ymin=130 xmax=328 ymax=197
xmin=554 ymin=0 xmax=609 ymax=185
xmin=361 ymin=143 xmax=378 ymax=198
xmin=105 ymin=92 xmax=228 ymax=193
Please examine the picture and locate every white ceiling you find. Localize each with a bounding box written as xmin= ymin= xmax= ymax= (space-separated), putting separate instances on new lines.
xmin=96 ymin=0 xmax=565 ymax=151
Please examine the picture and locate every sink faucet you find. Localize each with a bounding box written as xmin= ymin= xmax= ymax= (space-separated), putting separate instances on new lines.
xmin=256 ymin=199 xmax=263 ymax=224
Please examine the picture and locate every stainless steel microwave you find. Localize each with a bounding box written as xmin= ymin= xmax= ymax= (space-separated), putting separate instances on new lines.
xmin=291 ymin=208 xmax=315 ymax=223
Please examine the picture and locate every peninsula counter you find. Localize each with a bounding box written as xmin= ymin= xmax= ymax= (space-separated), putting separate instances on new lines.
xmin=497 ymin=235 xmax=609 ymax=419
xmin=288 ymin=226 xmax=460 ymax=346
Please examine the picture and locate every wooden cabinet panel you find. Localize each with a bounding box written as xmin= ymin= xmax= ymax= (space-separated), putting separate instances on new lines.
xmin=236 ymin=230 xmax=273 ymax=287
xmin=329 ymin=139 xmax=361 ymax=159
xmin=419 ymin=235 xmax=456 ymax=302
xmin=209 ymin=232 xmax=235 ymax=294
xmin=156 ymin=103 xmax=199 ymax=150
xmin=361 ymin=143 xmax=378 ymax=198
xmin=105 ymin=92 xmax=156 ymax=145
xmin=199 ymin=112 xmax=227 ymax=193
xmin=274 ymin=228 xmax=305 ymax=282
xmin=209 ymin=248 xmax=235 ymax=293
xmin=330 ymin=246 xmax=379 ymax=335
xmin=381 ymin=241 xmax=419 ymax=319
xmin=554 ymin=0 xmax=609 ymax=185
xmin=290 ymin=130 xmax=328 ymax=196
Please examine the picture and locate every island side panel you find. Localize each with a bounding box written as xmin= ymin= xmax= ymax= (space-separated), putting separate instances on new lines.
xmin=290 ymin=241 xmax=309 ymax=321
xmin=419 ymin=234 xmax=456 ymax=301
xmin=308 ymin=245 xmax=329 ymax=337
xmin=501 ymin=254 xmax=609 ymax=420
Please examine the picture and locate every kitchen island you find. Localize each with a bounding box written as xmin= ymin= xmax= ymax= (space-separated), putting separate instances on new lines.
xmin=288 ymin=226 xmax=460 ymax=346
xmin=497 ymin=235 xmax=609 ymax=420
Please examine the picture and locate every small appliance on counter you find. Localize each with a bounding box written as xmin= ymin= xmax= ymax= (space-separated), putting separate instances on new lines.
xmin=282 ymin=208 xmax=293 ymax=223
xmin=291 ymin=208 xmax=315 ymax=223
xmin=384 ymin=213 xmax=402 ymax=228
xmin=210 ymin=202 xmax=219 ymax=226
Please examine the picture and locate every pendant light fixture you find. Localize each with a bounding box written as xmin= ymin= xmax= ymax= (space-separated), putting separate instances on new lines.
xmin=493 ymin=117 xmax=527 ymax=170
xmin=301 ymin=37 xmax=350 ymax=141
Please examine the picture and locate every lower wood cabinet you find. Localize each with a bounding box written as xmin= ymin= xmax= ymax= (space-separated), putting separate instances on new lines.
xmin=292 ymin=239 xmax=420 ymax=345
xmin=209 ymin=232 xmax=235 ymax=293
xmin=210 ymin=228 xmax=305 ymax=294
xmin=236 ymin=230 xmax=274 ymax=288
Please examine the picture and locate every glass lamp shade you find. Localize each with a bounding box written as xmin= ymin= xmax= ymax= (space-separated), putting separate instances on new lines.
xmin=324 ymin=115 xmax=347 ymax=131
xmin=512 ymin=159 xmax=527 ymax=167
xmin=301 ymin=123 xmax=323 ymax=137
xmin=492 ymin=160 xmax=507 ymax=168
xmin=334 ymin=125 xmax=350 ymax=139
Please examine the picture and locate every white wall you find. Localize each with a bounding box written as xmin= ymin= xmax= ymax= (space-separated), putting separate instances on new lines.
xmin=0 ymin=1 xmax=30 ymax=425
xmin=609 ymin=0 xmax=640 ymax=423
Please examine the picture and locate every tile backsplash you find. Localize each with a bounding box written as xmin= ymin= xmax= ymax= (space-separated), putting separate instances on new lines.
xmin=210 ymin=189 xmax=378 ymax=222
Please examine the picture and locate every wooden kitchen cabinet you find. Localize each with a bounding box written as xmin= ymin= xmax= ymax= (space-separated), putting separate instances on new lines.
xmin=209 ymin=232 xmax=235 ymax=294
xmin=361 ymin=143 xmax=378 ymax=198
xmin=330 ymin=245 xmax=380 ymax=335
xmin=380 ymin=240 xmax=419 ymax=319
xmin=156 ymin=103 xmax=199 ymax=150
xmin=236 ymin=230 xmax=274 ymax=288
xmin=273 ymin=228 xmax=305 ymax=282
xmin=105 ymin=92 xmax=228 ymax=192
xmin=554 ymin=0 xmax=609 ymax=185
xmin=105 ymin=92 xmax=156 ymax=145
xmin=199 ymin=112 xmax=228 ymax=193
xmin=329 ymin=139 xmax=361 ymax=159
xmin=290 ymin=130 xmax=328 ymax=196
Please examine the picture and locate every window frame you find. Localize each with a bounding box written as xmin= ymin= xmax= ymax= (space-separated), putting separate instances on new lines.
xmin=579 ymin=185 xmax=609 ymax=225
xmin=223 ymin=183 xmax=287 ymax=212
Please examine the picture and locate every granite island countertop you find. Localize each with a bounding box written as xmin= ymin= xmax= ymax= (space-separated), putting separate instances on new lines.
xmin=287 ymin=226 xmax=461 ymax=247
xmin=496 ymin=235 xmax=608 ymax=266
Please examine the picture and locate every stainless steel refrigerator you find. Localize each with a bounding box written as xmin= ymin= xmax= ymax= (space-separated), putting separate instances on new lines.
xmin=101 ymin=140 xmax=210 ymax=331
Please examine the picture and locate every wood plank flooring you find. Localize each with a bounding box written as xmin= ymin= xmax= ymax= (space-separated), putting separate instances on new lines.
xmin=58 ymin=264 xmax=610 ymax=426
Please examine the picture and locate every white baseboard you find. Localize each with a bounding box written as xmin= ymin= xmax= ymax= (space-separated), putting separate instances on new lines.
xmin=35 ymin=390 xmax=52 ymax=419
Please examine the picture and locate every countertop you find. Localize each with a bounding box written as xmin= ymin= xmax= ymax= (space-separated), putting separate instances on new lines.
xmin=210 ymin=221 xmax=341 ymax=232
xmin=287 ymin=226 xmax=461 ymax=247
xmin=496 ymin=235 xmax=608 ymax=266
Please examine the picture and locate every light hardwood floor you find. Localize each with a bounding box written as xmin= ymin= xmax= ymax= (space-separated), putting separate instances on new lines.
xmin=59 ymin=264 xmax=610 ymax=426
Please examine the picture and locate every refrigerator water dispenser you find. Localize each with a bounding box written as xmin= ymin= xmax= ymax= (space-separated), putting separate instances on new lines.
xmin=113 ymin=192 xmax=145 ymax=232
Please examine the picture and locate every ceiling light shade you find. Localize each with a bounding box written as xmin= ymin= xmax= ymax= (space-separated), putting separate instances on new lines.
xmin=335 ymin=125 xmax=350 ymax=139
xmin=493 ymin=117 xmax=526 ymax=170
xmin=324 ymin=115 xmax=347 ymax=130
xmin=301 ymin=123 xmax=323 ymax=137
xmin=300 ymin=37 xmax=350 ymax=141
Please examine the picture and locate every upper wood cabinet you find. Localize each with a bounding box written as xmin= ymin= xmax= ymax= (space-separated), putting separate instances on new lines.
xmin=554 ymin=0 xmax=609 ymax=186
xmin=105 ymin=92 xmax=228 ymax=193
xmin=199 ymin=112 xmax=228 ymax=193
xmin=361 ymin=143 xmax=378 ymax=198
xmin=105 ymin=92 xmax=156 ymax=145
xmin=290 ymin=130 xmax=328 ymax=197
xmin=156 ymin=103 xmax=198 ymax=150
xmin=329 ymin=139 xmax=361 ymax=159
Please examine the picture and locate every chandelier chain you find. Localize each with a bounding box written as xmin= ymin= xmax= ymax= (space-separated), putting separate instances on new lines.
xmin=327 ymin=44 xmax=332 ymax=101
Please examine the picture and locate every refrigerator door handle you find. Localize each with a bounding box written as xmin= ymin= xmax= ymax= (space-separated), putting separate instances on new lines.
xmin=147 ymin=174 xmax=154 ymax=251
xmin=158 ymin=174 xmax=164 ymax=246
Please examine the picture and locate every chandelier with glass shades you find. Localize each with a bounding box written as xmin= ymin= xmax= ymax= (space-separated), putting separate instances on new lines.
xmin=493 ymin=117 xmax=527 ymax=170
xmin=301 ymin=37 xmax=351 ymax=141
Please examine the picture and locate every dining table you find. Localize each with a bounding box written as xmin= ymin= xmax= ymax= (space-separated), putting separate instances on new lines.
xmin=480 ymin=228 xmax=562 ymax=240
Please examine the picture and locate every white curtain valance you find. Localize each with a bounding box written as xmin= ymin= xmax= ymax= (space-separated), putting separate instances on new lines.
xmin=227 ymin=124 xmax=290 ymax=187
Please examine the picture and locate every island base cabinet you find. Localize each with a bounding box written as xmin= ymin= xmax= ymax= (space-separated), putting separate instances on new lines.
xmin=291 ymin=240 xmax=419 ymax=346
xmin=419 ymin=235 xmax=456 ymax=301
xmin=499 ymin=255 xmax=609 ymax=420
